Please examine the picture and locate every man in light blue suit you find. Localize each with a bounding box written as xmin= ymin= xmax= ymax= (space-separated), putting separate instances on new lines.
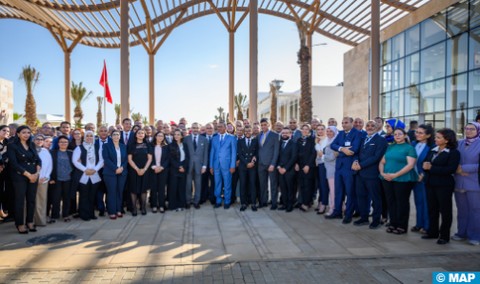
xmin=209 ymin=122 xmax=237 ymax=209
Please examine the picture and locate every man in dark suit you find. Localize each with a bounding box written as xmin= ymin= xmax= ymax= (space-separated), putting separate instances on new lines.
xmin=201 ymin=123 xmax=216 ymax=204
xmin=94 ymin=126 xmax=110 ymax=216
xmin=296 ymin=124 xmax=316 ymax=211
xmin=184 ymin=122 xmax=209 ymax=209
xmin=120 ymin=118 xmax=135 ymax=146
xmin=237 ymin=125 xmax=258 ymax=211
xmin=257 ymin=118 xmax=280 ymax=210
xmin=277 ymin=127 xmax=297 ymax=212
xmin=51 ymin=121 xmax=72 ymax=150
xmin=352 ymin=120 xmax=387 ymax=229
xmin=327 ymin=117 xmax=362 ymax=224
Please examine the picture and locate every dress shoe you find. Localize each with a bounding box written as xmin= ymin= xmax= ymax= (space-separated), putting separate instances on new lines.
xmin=251 ymin=205 xmax=258 ymax=212
xmin=316 ymin=209 xmax=326 ymax=215
xmin=325 ymin=214 xmax=342 ymax=219
xmin=224 ymin=204 xmax=230 ymax=209
xmin=240 ymin=205 xmax=247 ymax=211
xmin=185 ymin=204 xmax=191 ymax=209
xmin=194 ymin=204 xmax=200 ymax=209
xmin=109 ymin=215 xmax=117 ymax=220
xmin=81 ymin=217 xmax=91 ymax=221
xmin=277 ymin=206 xmax=287 ymax=211
xmin=214 ymin=203 xmax=222 ymax=208
xmin=353 ymin=219 xmax=369 ymax=226
xmin=91 ymin=216 xmax=98 ymax=220
xmin=437 ymin=239 xmax=449 ymax=245
xmin=141 ymin=210 xmax=147 ymax=215
xmin=342 ymin=218 xmax=352 ymax=224
xmin=369 ymin=221 xmax=381 ymax=229
xmin=270 ymin=205 xmax=278 ymax=210
xmin=27 ymin=224 xmax=37 ymax=232
xmin=421 ymin=235 xmax=438 ymax=239
xmin=16 ymin=226 xmax=28 ymax=234
xmin=99 ymin=211 xmax=105 ymax=217
xmin=117 ymin=213 xmax=123 ymax=218
xmin=152 ymin=207 xmax=158 ymax=213
xmin=286 ymin=207 xmax=293 ymax=213
xmin=352 ymin=211 xmax=360 ymax=218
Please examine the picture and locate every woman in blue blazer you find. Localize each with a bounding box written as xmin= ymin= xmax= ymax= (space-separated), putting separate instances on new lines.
xmin=411 ymin=124 xmax=434 ymax=234
xmin=150 ymin=131 xmax=169 ymax=213
xmin=102 ymin=130 xmax=128 ymax=219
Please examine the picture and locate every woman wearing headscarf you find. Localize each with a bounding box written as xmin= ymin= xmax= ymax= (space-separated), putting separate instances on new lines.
xmin=0 ymin=125 xmax=10 ymax=220
xmin=7 ymin=125 xmax=41 ymax=234
xmin=422 ymin=128 xmax=460 ymax=245
xmin=379 ymin=128 xmax=417 ymax=235
xmin=453 ymin=122 xmax=480 ymax=246
xmin=323 ymin=126 xmax=338 ymax=216
xmin=32 ymin=134 xmax=52 ymax=226
xmin=314 ymin=124 xmax=329 ymax=214
xmin=72 ymin=130 xmax=104 ymax=221
xmin=384 ymin=119 xmax=406 ymax=144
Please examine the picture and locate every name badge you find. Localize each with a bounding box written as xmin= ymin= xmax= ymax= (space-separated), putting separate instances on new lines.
xmin=345 ymin=141 xmax=351 ymax=147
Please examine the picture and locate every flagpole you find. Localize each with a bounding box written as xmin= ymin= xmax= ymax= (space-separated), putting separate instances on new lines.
xmin=104 ymin=90 xmax=107 ymax=125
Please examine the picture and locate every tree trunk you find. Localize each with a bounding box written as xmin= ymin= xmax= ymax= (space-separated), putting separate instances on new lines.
xmin=24 ymin=92 xmax=37 ymax=131
xmin=97 ymin=97 xmax=103 ymax=129
xmin=270 ymin=84 xmax=277 ymax=125
xmin=298 ymin=45 xmax=312 ymax=123
xmin=74 ymin=105 xmax=83 ymax=128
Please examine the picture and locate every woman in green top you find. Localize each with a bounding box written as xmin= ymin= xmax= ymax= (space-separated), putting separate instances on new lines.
xmin=379 ymin=128 xmax=417 ymax=234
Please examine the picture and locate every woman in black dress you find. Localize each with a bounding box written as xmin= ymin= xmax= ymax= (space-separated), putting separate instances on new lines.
xmin=168 ymin=129 xmax=189 ymax=211
xmin=127 ymin=129 xmax=152 ymax=216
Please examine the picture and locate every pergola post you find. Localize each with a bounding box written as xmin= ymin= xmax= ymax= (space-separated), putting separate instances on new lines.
xmin=149 ymin=53 xmax=155 ymax=124
xmin=229 ymin=31 xmax=235 ymax=122
xmin=120 ymin=0 xmax=130 ymax=120
xmin=249 ymin=0 xmax=258 ymax=122
xmin=370 ymin=0 xmax=380 ymax=119
xmin=64 ymin=51 xmax=71 ymax=123
xmin=307 ymin=33 xmax=312 ymax=98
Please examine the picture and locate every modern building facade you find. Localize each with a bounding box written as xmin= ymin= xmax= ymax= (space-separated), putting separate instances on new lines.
xmin=344 ymin=0 xmax=480 ymax=135
xmin=258 ymin=85 xmax=343 ymax=124
xmin=0 ymin=78 xmax=13 ymax=125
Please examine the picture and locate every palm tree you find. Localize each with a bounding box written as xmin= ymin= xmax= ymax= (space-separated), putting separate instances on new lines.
xmin=96 ymin=96 xmax=103 ymax=129
xmin=19 ymin=65 xmax=40 ymax=130
xmin=71 ymin=81 xmax=92 ymax=128
xmin=215 ymin=106 xmax=226 ymax=122
xmin=269 ymin=83 xmax=277 ymax=125
xmin=131 ymin=112 xmax=142 ymax=124
xmin=297 ymin=22 xmax=312 ymax=123
xmin=234 ymin=93 xmax=247 ymax=121
xmin=114 ymin=103 xmax=121 ymax=126
xmin=142 ymin=116 xmax=149 ymax=126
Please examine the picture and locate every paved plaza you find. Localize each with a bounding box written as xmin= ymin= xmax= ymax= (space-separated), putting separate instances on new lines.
xmin=0 ymin=202 xmax=479 ymax=283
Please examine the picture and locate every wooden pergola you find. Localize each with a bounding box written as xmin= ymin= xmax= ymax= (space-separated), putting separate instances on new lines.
xmin=0 ymin=0 xmax=431 ymax=123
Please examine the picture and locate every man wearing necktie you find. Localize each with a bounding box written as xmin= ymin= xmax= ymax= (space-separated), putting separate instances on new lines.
xmin=327 ymin=117 xmax=362 ymax=224
xmin=257 ymin=118 xmax=280 ymax=209
xmin=237 ymin=125 xmax=258 ymax=211
xmin=351 ymin=120 xmax=387 ymax=229
xmin=209 ymin=122 xmax=237 ymax=209
xmin=184 ymin=122 xmax=209 ymax=209
xmin=201 ymin=123 xmax=216 ymax=204
xmin=277 ymin=127 xmax=297 ymax=212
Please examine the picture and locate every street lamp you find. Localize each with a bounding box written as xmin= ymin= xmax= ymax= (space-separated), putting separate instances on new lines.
xmin=270 ymin=79 xmax=284 ymax=125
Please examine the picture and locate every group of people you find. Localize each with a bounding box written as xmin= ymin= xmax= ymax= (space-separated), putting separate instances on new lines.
xmin=0 ymin=114 xmax=479 ymax=247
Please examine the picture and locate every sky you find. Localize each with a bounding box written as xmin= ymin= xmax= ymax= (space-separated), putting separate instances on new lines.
xmin=0 ymin=13 xmax=352 ymax=125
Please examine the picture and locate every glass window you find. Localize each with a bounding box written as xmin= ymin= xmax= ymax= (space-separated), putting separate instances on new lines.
xmin=421 ymin=42 xmax=446 ymax=82
xmin=391 ymin=60 xmax=404 ymax=90
xmin=469 ymin=71 xmax=480 ymax=108
xmin=391 ymin=90 xmax=404 ymax=117
xmin=424 ymin=112 xmax=446 ymax=130
xmin=447 ymin=1 xmax=469 ymax=36
xmin=406 ymin=26 xmax=420 ymax=55
xmin=392 ymin=33 xmax=405 ymax=60
xmin=469 ymin=27 xmax=480 ymax=70
xmin=471 ymin=0 xmax=480 ymax=29
xmin=405 ymin=52 xmax=420 ymax=86
xmin=381 ymin=40 xmax=391 ymax=65
xmin=447 ymin=33 xmax=468 ymax=75
xmin=405 ymin=84 xmax=420 ymax=115
xmin=420 ymin=79 xmax=445 ymax=113
xmin=381 ymin=64 xmax=392 ymax=93
xmin=421 ymin=13 xmax=447 ymax=48
xmin=446 ymin=110 xmax=467 ymax=138
xmin=446 ymin=74 xmax=468 ymax=110
xmin=380 ymin=92 xmax=391 ymax=118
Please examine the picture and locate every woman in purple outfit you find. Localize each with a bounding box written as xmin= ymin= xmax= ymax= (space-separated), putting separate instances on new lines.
xmin=453 ymin=122 xmax=480 ymax=246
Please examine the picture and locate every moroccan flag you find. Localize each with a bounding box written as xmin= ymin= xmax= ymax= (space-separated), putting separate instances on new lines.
xmin=99 ymin=60 xmax=113 ymax=104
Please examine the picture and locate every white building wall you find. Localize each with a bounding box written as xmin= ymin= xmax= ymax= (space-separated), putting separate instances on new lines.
xmin=0 ymin=78 xmax=14 ymax=125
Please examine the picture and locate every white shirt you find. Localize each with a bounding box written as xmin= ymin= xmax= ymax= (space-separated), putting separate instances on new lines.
xmin=72 ymin=145 xmax=104 ymax=184
xmin=38 ymin=148 xmax=53 ymax=182
xmin=179 ymin=143 xmax=185 ymax=162
xmin=115 ymin=146 xmax=121 ymax=168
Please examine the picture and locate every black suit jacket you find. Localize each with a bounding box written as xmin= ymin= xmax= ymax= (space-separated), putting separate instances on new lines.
xmin=237 ymin=137 xmax=258 ymax=168
xmin=296 ymin=136 xmax=316 ymax=168
xmin=357 ymin=134 xmax=387 ymax=179
xmin=168 ymin=142 xmax=190 ymax=176
xmin=7 ymin=142 xmax=41 ymax=181
xmin=277 ymin=139 xmax=297 ymax=172
xmin=424 ymin=148 xmax=461 ymax=188
xmin=120 ymin=131 xmax=135 ymax=146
